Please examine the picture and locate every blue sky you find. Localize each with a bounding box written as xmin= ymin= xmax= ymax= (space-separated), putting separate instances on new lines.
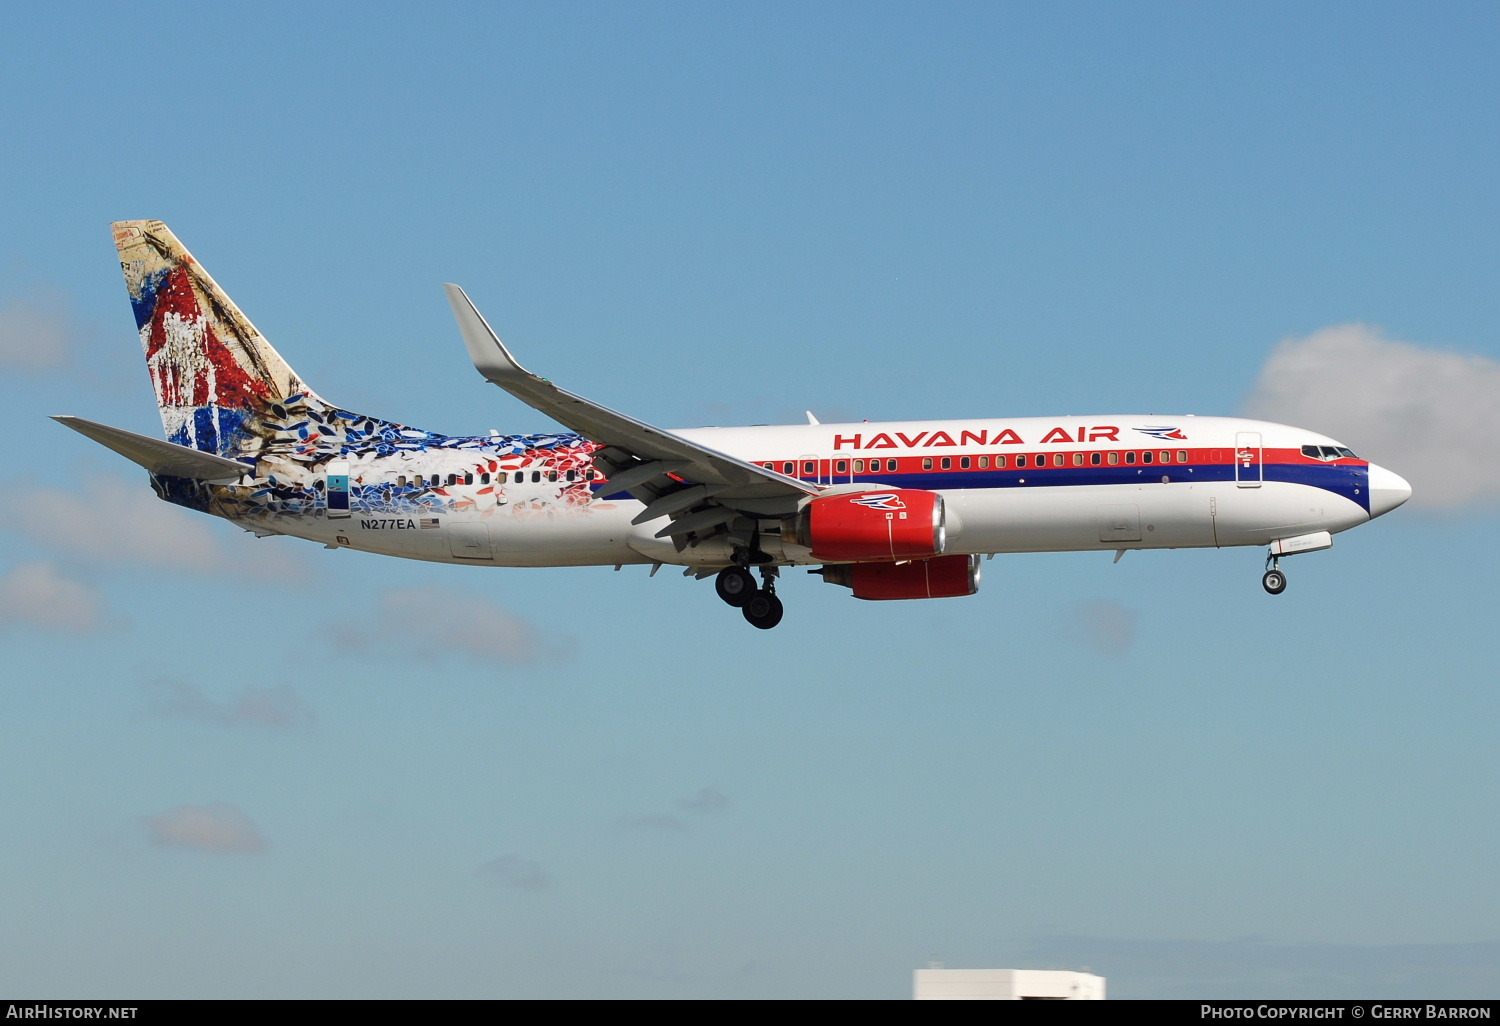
xmin=1 ymin=1 xmax=1497 ymax=1000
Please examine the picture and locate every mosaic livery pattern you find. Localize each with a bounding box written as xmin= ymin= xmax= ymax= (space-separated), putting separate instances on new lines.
xmin=115 ymin=221 xmax=600 ymax=522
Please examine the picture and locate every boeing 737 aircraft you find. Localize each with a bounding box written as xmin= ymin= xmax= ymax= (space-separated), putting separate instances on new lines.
xmin=55 ymin=221 xmax=1412 ymax=629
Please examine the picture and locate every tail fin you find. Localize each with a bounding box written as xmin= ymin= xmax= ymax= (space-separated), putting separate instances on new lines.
xmin=113 ymin=220 xmax=328 ymax=455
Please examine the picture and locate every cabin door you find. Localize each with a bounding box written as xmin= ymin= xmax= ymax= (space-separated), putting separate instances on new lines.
xmin=1235 ymin=432 xmax=1263 ymax=488
xmin=325 ymin=459 xmax=351 ymax=518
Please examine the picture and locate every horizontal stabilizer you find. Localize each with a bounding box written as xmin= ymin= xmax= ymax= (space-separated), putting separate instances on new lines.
xmin=51 ymin=416 xmax=252 ymax=483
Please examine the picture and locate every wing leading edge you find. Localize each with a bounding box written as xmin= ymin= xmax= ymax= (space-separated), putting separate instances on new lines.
xmin=445 ymin=285 xmax=816 ymax=542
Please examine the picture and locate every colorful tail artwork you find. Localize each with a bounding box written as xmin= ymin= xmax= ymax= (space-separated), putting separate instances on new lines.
xmin=113 ymin=220 xmax=326 ymax=455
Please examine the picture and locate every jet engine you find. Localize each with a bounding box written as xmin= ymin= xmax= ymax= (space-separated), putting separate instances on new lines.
xmin=781 ymin=489 xmax=945 ymax=562
xmin=815 ymin=553 xmax=982 ymax=601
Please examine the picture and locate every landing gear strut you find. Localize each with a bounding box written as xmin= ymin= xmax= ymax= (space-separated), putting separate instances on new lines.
xmin=1262 ymin=553 xmax=1287 ymax=595
xmin=742 ymin=567 xmax=784 ymax=630
xmin=716 ymin=562 xmax=784 ymax=628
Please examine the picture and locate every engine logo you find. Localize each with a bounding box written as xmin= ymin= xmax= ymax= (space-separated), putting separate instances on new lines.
xmin=850 ymin=493 xmax=907 ymax=511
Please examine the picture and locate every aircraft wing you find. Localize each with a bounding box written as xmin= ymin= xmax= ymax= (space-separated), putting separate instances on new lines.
xmin=446 ymin=285 xmax=817 ymax=538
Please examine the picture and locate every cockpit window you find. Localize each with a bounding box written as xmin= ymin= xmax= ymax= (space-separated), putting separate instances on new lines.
xmin=1303 ymin=444 xmax=1358 ymax=461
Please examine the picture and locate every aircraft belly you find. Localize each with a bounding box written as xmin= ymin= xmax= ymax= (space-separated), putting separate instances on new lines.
xmin=227 ymin=500 xmax=642 ymax=568
xmin=944 ymin=483 xmax=1219 ymax=553
xmin=1207 ymin=482 xmax=1367 ymax=547
xmin=483 ymin=501 xmax=641 ymax=566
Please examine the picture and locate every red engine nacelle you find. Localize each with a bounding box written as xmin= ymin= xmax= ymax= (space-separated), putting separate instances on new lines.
xmin=816 ymin=553 xmax=982 ymax=601
xmin=782 ymin=489 xmax=946 ymax=562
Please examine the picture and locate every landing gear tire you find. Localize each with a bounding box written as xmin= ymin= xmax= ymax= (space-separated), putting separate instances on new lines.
xmin=1262 ymin=569 xmax=1287 ymax=595
xmin=742 ymin=590 xmax=784 ymax=630
xmin=715 ymin=566 xmax=756 ymax=607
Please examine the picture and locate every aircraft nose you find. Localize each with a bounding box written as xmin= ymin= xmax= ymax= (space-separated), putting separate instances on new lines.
xmin=1367 ymin=463 xmax=1412 ymax=518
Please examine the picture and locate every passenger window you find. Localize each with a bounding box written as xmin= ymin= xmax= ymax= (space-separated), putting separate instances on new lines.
xmin=923 ymin=458 xmax=933 ymax=470
xmin=1142 ymin=452 xmax=1153 ymax=465
xmin=1016 ymin=455 xmax=1027 ymax=468
xmin=397 ymin=475 xmax=408 ymax=487
xmin=1177 ymin=450 xmax=1188 ymax=463
xmin=1090 ymin=452 xmax=1101 ymax=466
xmin=532 ymin=471 xmax=541 ymax=483
xmin=960 ymin=456 xmax=971 ymax=470
xmin=979 ymin=456 xmax=990 ymax=469
xmin=1107 ymin=452 xmax=1119 ymax=465
xmin=464 ymin=473 xmax=474 ymax=485
xmin=941 ymin=457 xmax=952 ymax=470
xmin=480 ymin=473 xmax=490 ymax=484
xmin=548 ymin=471 xmax=558 ymax=482
xmin=763 ymin=463 xmax=774 ymax=470
xmin=782 ymin=462 xmax=794 ymax=475
xmin=1159 ymin=451 xmax=1170 ymax=464
xmin=1053 ymin=454 xmax=1064 ymax=467
xmin=995 ymin=455 xmax=1006 ymax=468
xmin=1125 ymin=452 xmax=1136 ymax=465
xmin=854 ymin=459 xmax=865 ymax=473
xmin=872 ymin=459 xmax=884 ymax=472
xmin=836 ymin=460 xmax=848 ymax=474
xmin=1072 ymin=453 xmax=1084 ymax=466
xmin=566 ymin=470 xmax=576 ymax=481
xmin=803 ymin=461 xmax=815 ymax=475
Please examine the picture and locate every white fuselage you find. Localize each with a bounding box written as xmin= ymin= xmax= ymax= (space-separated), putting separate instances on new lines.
xmin=204 ymin=414 xmax=1391 ymax=569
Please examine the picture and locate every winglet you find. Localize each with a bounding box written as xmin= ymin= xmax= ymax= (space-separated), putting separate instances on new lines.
xmin=444 ymin=283 xmax=534 ymax=387
xmin=439 ymin=283 xmax=819 ymax=504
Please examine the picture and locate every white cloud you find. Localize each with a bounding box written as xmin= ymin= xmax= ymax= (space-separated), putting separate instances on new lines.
xmin=0 ymin=286 xmax=77 ymax=370
xmin=325 ymin=583 xmax=558 ymax=663
xmin=0 ymin=561 xmax=113 ymax=633
xmin=143 ymin=803 xmax=266 ymax=854
xmin=145 ymin=679 xmax=312 ymax=729
xmin=476 ymin=854 xmax=549 ymax=891
xmin=1068 ymin=599 xmax=1138 ymax=657
xmin=1245 ymin=324 xmax=1500 ymax=510
xmin=0 ymin=475 xmax=306 ymax=578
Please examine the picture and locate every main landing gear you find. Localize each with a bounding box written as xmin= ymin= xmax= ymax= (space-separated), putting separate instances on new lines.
xmin=1262 ymin=552 xmax=1287 ymax=595
xmin=715 ymin=565 xmax=784 ymax=629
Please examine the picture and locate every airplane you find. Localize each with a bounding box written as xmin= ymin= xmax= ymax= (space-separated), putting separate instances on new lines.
xmin=55 ymin=220 xmax=1412 ymax=629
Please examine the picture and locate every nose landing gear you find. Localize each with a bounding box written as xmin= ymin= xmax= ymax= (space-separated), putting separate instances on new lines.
xmin=1262 ymin=553 xmax=1287 ymax=595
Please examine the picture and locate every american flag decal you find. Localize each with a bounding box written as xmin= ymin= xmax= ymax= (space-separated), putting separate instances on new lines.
xmin=420 ymin=518 xmax=440 ymax=529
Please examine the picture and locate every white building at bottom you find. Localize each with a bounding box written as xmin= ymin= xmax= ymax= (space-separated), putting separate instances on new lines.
xmin=913 ymin=968 xmax=1106 ymax=1000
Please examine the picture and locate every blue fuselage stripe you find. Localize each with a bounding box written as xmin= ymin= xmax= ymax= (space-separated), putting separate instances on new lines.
xmin=598 ymin=462 xmax=1371 ymax=512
